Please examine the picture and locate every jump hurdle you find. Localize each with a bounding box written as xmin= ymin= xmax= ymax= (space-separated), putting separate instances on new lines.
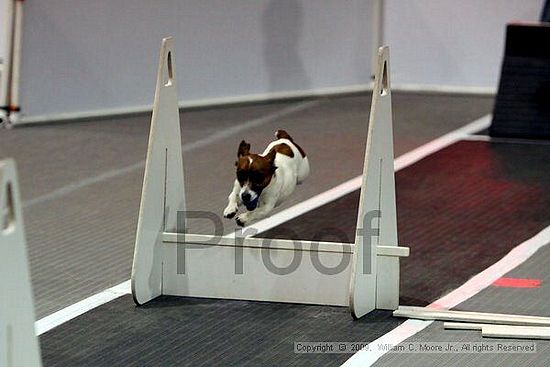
xmin=0 ymin=159 xmax=42 ymax=367
xmin=131 ymin=37 xmax=409 ymax=319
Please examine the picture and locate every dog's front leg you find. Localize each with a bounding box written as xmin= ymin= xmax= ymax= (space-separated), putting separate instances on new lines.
xmin=235 ymin=197 xmax=277 ymax=227
xmin=223 ymin=180 xmax=241 ymax=219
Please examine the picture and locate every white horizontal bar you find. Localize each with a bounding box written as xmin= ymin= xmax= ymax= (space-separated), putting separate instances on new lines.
xmin=444 ymin=322 xmax=550 ymax=340
xmin=376 ymin=245 xmax=409 ymax=257
xmin=482 ymin=325 xmax=550 ymax=340
xmin=394 ymin=306 xmax=550 ymax=327
xmin=443 ymin=322 xmax=485 ymax=331
xmin=163 ymin=232 xmax=407 ymax=257
xmin=163 ymin=232 xmax=354 ymax=254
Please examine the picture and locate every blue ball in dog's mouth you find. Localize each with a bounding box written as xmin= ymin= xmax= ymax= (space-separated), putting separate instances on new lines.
xmin=245 ymin=197 xmax=259 ymax=211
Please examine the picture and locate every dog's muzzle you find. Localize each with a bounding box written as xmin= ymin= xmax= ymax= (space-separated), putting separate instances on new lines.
xmin=241 ymin=191 xmax=259 ymax=210
xmin=244 ymin=197 xmax=258 ymax=210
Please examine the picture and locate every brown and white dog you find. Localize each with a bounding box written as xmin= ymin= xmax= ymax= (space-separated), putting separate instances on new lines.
xmin=223 ymin=129 xmax=309 ymax=227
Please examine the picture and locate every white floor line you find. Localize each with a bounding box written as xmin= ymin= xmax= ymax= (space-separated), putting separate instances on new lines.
xmin=34 ymin=113 xmax=492 ymax=335
xmin=35 ymin=280 xmax=131 ymax=335
xmin=23 ymin=101 xmax=318 ymax=209
xmin=464 ymin=134 xmax=550 ymax=146
xmin=341 ymin=225 xmax=550 ymax=367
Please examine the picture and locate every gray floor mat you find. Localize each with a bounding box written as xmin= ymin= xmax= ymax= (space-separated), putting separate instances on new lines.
xmin=40 ymin=296 xmax=400 ymax=367
xmin=38 ymin=140 xmax=550 ymax=367
xmin=0 ymin=93 xmax=494 ymax=317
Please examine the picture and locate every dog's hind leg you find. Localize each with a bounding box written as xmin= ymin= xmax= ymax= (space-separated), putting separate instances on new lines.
xmin=297 ymin=157 xmax=310 ymax=184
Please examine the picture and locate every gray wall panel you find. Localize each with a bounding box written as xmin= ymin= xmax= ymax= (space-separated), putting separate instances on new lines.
xmin=19 ymin=0 xmax=372 ymax=120
xmin=384 ymin=0 xmax=543 ymax=90
xmin=12 ymin=0 xmax=549 ymax=120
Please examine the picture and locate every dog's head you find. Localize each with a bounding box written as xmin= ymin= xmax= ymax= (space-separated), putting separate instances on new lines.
xmin=235 ymin=140 xmax=277 ymax=210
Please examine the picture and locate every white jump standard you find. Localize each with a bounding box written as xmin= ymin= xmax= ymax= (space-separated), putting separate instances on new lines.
xmin=131 ymin=37 xmax=409 ymax=319
xmin=0 ymin=159 xmax=42 ymax=367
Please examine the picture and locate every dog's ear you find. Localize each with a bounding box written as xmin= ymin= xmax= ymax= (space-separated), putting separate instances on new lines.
xmin=238 ymin=140 xmax=251 ymax=158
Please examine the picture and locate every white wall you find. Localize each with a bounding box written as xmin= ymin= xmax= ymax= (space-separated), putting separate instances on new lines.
xmin=19 ymin=0 xmax=373 ymax=122
xmin=384 ymin=0 xmax=544 ymax=91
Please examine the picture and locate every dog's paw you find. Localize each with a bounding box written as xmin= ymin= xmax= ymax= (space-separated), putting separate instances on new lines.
xmin=223 ymin=204 xmax=238 ymax=219
xmin=235 ymin=212 xmax=250 ymax=227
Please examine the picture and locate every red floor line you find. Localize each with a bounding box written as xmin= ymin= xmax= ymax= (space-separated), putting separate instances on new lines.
xmin=492 ymin=277 xmax=542 ymax=288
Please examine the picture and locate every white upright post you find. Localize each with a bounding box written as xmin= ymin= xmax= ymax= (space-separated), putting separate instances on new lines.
xmin=370 ymin=0 xmax=384 ymax=79
xmin=0 ymin=159 xmax=42 ymax=367
xmin=350 ymin=46 xmax=400 ymax=318
xmin=0 ymin=0 xmax=14 ymax=126
xmin=8 ymin=0 xmax=24 ymax=125
xmin=131 ymin=37 xmax=186 ymax=305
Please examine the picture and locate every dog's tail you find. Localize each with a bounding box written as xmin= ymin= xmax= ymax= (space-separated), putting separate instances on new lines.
xmin=275 ymin=129 xmax=306 ymax=158
xmin=275 ymin=129 xmax=293 ymax=141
